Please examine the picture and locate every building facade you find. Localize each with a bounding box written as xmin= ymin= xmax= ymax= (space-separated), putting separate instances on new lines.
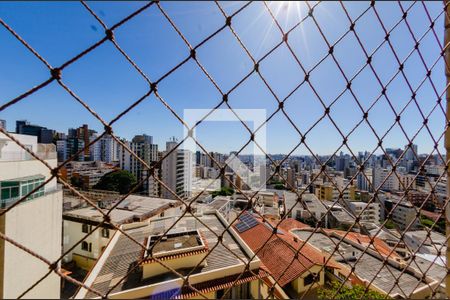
xmin=161 ymin=138 xmax=193 ymax=200
xmin=0 ymin=132 xmax=62 ymax=298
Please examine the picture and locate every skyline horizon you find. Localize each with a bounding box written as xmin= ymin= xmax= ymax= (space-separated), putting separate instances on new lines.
xmin=2 ymin=116 xmax=441 ymax=158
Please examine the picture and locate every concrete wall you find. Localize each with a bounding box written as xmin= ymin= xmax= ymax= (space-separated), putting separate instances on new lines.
xmin=142 ymin=252 xmax=207 ymax=279
xmin=2 ymin=191 xmax=62 ymax=298
xmin=63 ymin=220 xmax=112 ymax=267
xmin=291 ymin=265 xmax=325 ymax=296
xmin=63 ymin=206 xmax=182 ymax=269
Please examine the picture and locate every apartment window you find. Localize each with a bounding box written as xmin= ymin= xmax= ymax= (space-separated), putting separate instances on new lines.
xmin=81 ymin=241 xmax=89 ymax=251
xmin=304 ymin=273 xmax=319 ymax=286
xmin=82 ymin=223 xmax=89 ymax=233
xmin=101 ymin=228 xmax=109 ymax=238
xmin=217 ymin=289 xmax=225 ymax=299
xmin=1 ymin=181 xmax=20 ymax=202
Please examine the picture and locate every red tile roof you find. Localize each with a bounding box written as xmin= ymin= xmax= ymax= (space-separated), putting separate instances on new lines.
xmin=325 ymin=229 xmax=400 ymax=260
xmin=235 ymin=217 xmax=337 ymax=287
xmin=269 ymin=218 xmax=311 ymax=231
xmin=148 ymin=269 xmax=269 ymax=299
xmin=420 ymin=209 xmax=442 ymax=222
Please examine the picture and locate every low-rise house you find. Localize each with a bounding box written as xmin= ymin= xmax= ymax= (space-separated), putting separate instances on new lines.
xmin=233 ymin=213 xmax=340 ymax=298
xmin=291 ymin=228 xmax=441 ymax=299
xmin=75 ymin=211 xmax=271 ymax=299
xmin=63 ymin=195 xmax=183 ymax=270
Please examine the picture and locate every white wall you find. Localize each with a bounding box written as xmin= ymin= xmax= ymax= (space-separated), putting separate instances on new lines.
xmin=0 ymin=133 xmax=62 ymax=298
xmin=63 ymin=205 xmax=183 ymax=264
xmin=0 ymin=159 xmax=58 ymax=191
xmin=3 ymin=191 xmax=62 ymax=299
xmin=63 ymin=220 xmax=112 ymax=263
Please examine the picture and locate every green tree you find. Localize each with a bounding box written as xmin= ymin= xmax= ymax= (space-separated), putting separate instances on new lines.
xmin=93 ymin=170 xmax=137 ymax=194
xmin=318 ymin=281 xmax=388 ymax=300
xmin=384 ymin=219 xmax=396 ymax=229
xmin=420 ymin=216 xmax=445 ymax=234
xmin=274 ymin=183 xmax=286 ymax=190
xmin=70 ymin=176 xmax=83 ymax=189
xmin=212 ymin=187 xmax=234 ymax=197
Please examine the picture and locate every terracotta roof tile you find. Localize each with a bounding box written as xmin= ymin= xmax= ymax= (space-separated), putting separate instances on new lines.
xmin=268 ymin=218 xmax=311 ymax=231
xmin=326 ymin=229 xmax=400 ymax=260
xmin=146 ymin=269 xmax=269 ymax=299
xmin=235 ymin=216 xmax=336 ymax=287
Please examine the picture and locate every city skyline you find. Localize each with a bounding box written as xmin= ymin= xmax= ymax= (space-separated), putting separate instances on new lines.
xmin=1 ymin=117 xmax=437 ymax=158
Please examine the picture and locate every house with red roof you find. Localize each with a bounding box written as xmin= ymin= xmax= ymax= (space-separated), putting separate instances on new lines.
xmin=233 ymin=212 xmax=340 ymax=298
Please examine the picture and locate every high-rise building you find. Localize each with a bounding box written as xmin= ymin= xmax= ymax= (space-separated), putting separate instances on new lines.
xmin=404 ymin=143 xmax=418 ymax=161
xmin=119 ymin=134 xmax=159 ymax=196
xmin=286 ymin=167 xmax=296 ymax=190
xmin=0 ymin=132 xmax=62 ymax=298
xmin=161 ymin=138 xmax=193 ymax=199
xmin=89 ymin=133 xmax=101 ymax=161
xmin=15 ymin=120 xmax=55 ymax=144
xmin=66 ymin=124 xmax=97 ymax=158
xmin=56 ymin=139 xmax=69 ymax=162
xmin=356 ymin=168 xmax=373 ymax=192
xmin=99 ymin=134 xmax=119 ymax=164
xmin=68 ymin=138 xmax=86 ymax=162
xmin=0 ymin=119 xmax=6 ymax=130
xmin=335 ymin=151 xmax=349 ymax=172
xmin=372 ymin=167 xmax=400 ymax=192
xmin=56 ymin=125 xmax=100 ymax=163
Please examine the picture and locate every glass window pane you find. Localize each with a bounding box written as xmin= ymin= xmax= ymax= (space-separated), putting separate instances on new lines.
xmin=2 ymin=181 xmax=19 ymax=187
xmin=1 ymin=188 xmax=10 ymax=200
xmin=21 ymin=186 xmax=27 ymax=196
xmin=11 ymin=187 xmax=19 ymax=198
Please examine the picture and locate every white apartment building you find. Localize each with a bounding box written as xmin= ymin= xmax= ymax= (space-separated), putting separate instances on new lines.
xmin=423 ymin=179 xmax=447 ymax=208
xmin=89 ymin=134 xmax=101 ymax=161
xmin=356 ymin=168 xmax=372 ymax=192
xmin=56 ymin=139 xmax=68 ymax=162
xmin=373 ymin=167 xmax=399 ymax=191
xmin=399 ymin=174 xmax=416 ymax=190
xmin=0 ymin=132 xmax=62 ymax=298
xmin=373 ymin=167 xmax=417 ymax=192
xmin=380 ymin=194 xmax=420 ymax=231
xmin=425 ymin=165 xmax=445 ymax=176
xmin=348 ymin=201 xmax=380 ymax=224
xmin=99 ymin=134 xmax=119 ymax=164
xmin=161 ymin=139 xmax=193 ymax=200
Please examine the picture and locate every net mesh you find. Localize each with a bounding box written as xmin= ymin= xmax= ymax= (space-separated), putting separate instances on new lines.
xmin=0 ymin=1 xmax=449 ymax=299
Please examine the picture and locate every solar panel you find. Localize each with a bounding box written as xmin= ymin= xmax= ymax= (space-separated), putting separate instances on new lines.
xmin=235 ymin=222 xmax=249 ymax=233
xmin=236 ymin=212 xmax=259 ymax=233
xmin=247 ymin=218 xmax=258 ymax=228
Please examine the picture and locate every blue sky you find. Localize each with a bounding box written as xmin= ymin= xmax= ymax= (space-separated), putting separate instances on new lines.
xmin=0 ymin=1 xmax=446 ymax=155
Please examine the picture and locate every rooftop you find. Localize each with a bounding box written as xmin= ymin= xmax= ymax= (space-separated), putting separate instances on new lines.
xmin=146 ymin=230 xmax=203 ymax=256
xmin=404 ymin=230 xmax=446 ymax=247
xmin=63 ymin=195 xmax=181 ymax=226
xmin=292 ymin=229 xmax=430 ymax=298
xmin=233 ymin=213 xmax=339 ymax=287
xmin=77 ymin=211 xmax=261 ymax=298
